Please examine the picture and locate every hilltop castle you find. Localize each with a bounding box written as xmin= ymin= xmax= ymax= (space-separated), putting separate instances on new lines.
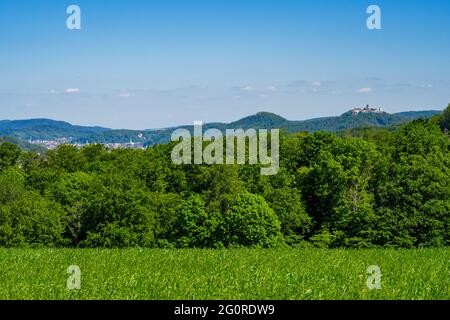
xmin=351 ymin=105 xmax=384 ymax=115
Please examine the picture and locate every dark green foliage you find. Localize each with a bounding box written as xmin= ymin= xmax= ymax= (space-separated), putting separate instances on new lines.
xmin=0 ymin=169 xmax=66 ymax=247
xmin=46 ymin=172 xmax=93 ymax=244
xmin=78 ymin=174 xmax=156 ymax=248
xmin=439 ymin=103 xmax=450 ymax=131
xmin=373 ymin=120 xmax=450 ymax=247
xmin=47 ymin=145 xmax=85 ymax=173
xmin=263 ymin=187 xmax=311 ymax=245
xmin=0 ymin=169 xmax=25 ymax=205
xmin=0 ymin=142 xmax=21 ymax=170
xmin=296 ymin=135 xmax=380 ymax=248
xmin=0 ymin=112 xmax=448 ymax=248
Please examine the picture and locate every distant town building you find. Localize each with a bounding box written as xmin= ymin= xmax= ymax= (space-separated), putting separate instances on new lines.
xmin=30 ymin=138 xmax=145 ymax=150
xmin=351 ymin=104 xmax=384 ymax=115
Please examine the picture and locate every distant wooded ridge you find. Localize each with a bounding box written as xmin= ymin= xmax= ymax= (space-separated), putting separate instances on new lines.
xmin=0 ymin=109 xmax=441 ymax=147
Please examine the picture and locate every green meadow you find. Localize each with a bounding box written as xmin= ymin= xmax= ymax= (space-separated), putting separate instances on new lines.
xmin=0 ymin=249 xmax=448 ymax=300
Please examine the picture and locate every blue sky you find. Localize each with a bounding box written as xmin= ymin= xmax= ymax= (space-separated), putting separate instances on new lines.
xmin=0 ymin=0 xmax=449 ymax=129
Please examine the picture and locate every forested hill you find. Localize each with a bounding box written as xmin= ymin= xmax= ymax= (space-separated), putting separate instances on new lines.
xmin=239 ymin=110 xmax=441 ymax=132
xmin=0 ymin=110 xmax=441 ymax=146
xmin=0 ymin=119 xmax=109 ymax=142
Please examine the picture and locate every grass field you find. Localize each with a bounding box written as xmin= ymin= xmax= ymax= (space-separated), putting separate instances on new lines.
xmin=0 ymin=249 xmax=448 ymax=300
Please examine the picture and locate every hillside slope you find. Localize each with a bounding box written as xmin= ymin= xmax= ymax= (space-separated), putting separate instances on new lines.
xmin=0 ymin=110 xmax=442 ymax=147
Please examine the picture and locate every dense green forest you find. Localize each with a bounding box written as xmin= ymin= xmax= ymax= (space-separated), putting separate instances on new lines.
xmin=0 ymin=105 xmax=449 ymax=249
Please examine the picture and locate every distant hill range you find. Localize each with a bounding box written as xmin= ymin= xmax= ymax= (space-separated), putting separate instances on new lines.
xmin=0 ymin=109 xmax=441 ymax=149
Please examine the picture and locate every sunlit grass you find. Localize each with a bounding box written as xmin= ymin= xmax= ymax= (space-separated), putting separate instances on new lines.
xmin=0 ymin=249 xmax=448 ymax=300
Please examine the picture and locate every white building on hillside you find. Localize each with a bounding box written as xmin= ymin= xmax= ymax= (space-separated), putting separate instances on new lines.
xmin=351 ymin=105 xmax=384 ymax=114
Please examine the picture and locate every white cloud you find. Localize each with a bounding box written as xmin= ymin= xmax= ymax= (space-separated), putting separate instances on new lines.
xmin=311 ymin=81 xmax=322 ymax=86
xmin=237 ymin=85 xmax=277 ymax=92
xmin=356 ymin=87 xmax=373 ymax=93
xmin=118 ymin=92 xmax=133 ymax=98
xmin=240 ymin=86 xmax=257 ymax=91
xmin=65 ymin=88 xmax=80 ymax=94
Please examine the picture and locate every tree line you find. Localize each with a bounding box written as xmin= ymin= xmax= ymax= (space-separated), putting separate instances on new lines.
xmin=0 ymin=105 xmax=449 ymax=248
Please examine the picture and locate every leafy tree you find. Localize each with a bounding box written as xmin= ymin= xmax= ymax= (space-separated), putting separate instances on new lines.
xmin=0 ymin=142 xmax=21 ymax=170
xmin=25 ymin=166 xmax=61 ymax=195
xmin=141 ymin=144 xmax=188 ymax=193
xmin=374 ymin=120 xmax=450 ymax=247
xmin=0 ymin=169 xmax=25 ymax=205
xmin=170 ymin=194 xmax=220 ymax=248
xmin=46 ymin=172 xmax=93 ymax=245
xmin=439 ymin=103 xmax=450 ymax=131
xmin=297 ymin=137 xmax=380 ymax=247
xmin=47 ymin=145 xmax=84 ymax=173
xmin=196 ymin=165 xmax=242 ymax=214
xmin=80 ymin=144 xmax=108 ymax=172
xmin=279 ymin=132 xmax=309 ymax=173
xmin=222 ymin=192 xmax=283 ymax=248
xmin=150 ymin=192 xmax=183 ymax=247
xmin=265 ymin=187 xmax=312 ymax=245
xmin=0 ymin=191 xmax=66 ymax=247
xmin=79 ymin=174 xmax=156 ymax=248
